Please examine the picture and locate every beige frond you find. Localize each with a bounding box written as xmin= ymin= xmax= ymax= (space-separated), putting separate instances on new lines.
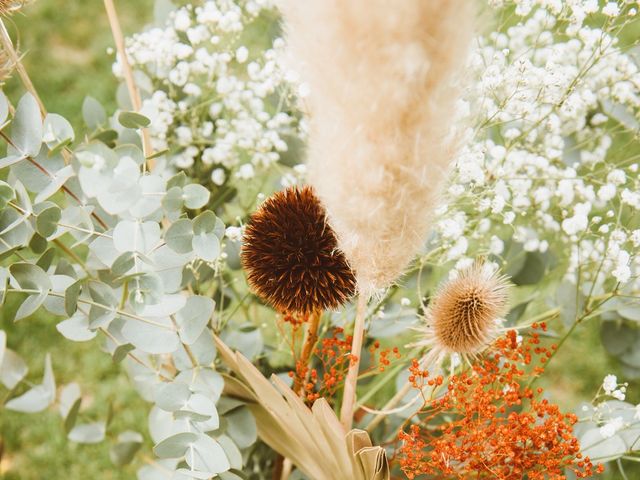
xmin=214 ymin=335 xmax=389 ymax=480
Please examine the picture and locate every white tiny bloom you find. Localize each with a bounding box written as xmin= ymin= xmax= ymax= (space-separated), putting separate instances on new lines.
xmin=602 ymin=2 xmax=621 ymax=17
xmin=489 ymin=235 xmax=504 ymax=255
xmin=225 ymin=226 xmax=243 ymax=242
xmin=503 ymin=212 xmax=516 ymax=225
xmin=599 ymin=416 xmax=624 ymax=439
xmin=236 ymin=46 xmax=249 ymax=63
xmin=603 ymin=374 xmax=618 ymax=394
xmin=173 ymin=9 xmax=191 ymax=31
xmin=607 ymin=169 xmax=626 ymax=185
xmin=400 ymin=297 xmax=411 ymax=306
xmin=597 ymin=184 xmax=616 ymax=202
xmin=211 ymin=168 xmax=226 ymax=186
xmin=236 ymin=163 xmax=255 ymax=180
xmin=612 ymin=390 xmax=626 ymax=401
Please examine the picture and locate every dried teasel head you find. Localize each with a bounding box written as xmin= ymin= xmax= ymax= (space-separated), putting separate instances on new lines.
xmin=417 ymin=263 xmax=510 ymax=358
xmin=241 ymin=186 xmax=356 ymax=314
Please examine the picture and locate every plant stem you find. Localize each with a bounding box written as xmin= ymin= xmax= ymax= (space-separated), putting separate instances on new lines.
xmin=103 ymin=0 xmax=155 ymax=168
xmin=340 ymin=294 xmax=368 ymax=430
xmin=293 ymin=309 xmax=321 ymax=395
xmin=0 ymin=19 xmax=46 ymax=115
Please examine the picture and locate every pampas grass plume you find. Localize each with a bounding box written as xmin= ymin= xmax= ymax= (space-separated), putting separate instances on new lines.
xmin=280 ymin=0 xmax=475 ymax=293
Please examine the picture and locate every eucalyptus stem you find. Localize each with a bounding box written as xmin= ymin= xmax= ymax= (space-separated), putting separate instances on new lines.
xmin=340 ymin=294 xmax=368 ymax=430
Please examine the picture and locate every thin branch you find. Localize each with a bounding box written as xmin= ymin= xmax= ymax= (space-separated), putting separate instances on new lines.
xmin=103 ymin=0 xmax=155 ymax=169
xmin=0 ymin=18 xmax=45 ymax=115
xmin=340 ymin=294 xmax=368 ymax=430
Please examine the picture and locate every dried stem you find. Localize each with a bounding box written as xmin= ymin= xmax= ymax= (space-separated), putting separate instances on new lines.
xmin=293 ymin=309 xmax=321 ymax=395
xmin=340 ymin=294 xmax=367 ymax=429
xmin=103 ymin=0 xmax=155 ymax=168
xmin=0 ymin=18 xmax=45 ymax=115
xmin=366 ymin=381 xmax=413 ymax=432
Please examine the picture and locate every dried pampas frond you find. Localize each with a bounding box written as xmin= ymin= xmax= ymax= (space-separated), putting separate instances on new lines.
xmin=280 ymin=0 xmax=475 ymax=293
xmin=418 ymin=263 xmax=510 ymax=357
xmin=0 ymin=0 xmax=27 ymax=16
xmin=241 ymin=186 xmax=356 ymax=314
xmin=0 ymin=47 xmax=14 ymax=84
xmin=213 ymin=335 xmax=389 ymax=480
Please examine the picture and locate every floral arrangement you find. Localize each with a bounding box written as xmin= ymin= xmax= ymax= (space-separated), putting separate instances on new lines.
xmin=1 ymin=0 xmax=640 ymax=479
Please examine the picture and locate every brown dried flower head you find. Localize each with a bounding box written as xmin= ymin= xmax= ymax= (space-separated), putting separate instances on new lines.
xmin=420 ymin=263 xmax=510 ymax=356
xmin=241 ymin=186 xmax=356 ymax=314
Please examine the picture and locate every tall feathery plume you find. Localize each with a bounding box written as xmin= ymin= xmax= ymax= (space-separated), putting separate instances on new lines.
xmin=280 ymin=0 xmax=475 ymax=429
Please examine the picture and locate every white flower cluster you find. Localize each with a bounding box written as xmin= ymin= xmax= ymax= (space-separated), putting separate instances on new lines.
xmin=113 ymin=0 xmax=299 ymax=183
xmin=434 ymin=0 xmax=640 ymax=288
xmin=602 ymin=373 xmax=626 ymax=400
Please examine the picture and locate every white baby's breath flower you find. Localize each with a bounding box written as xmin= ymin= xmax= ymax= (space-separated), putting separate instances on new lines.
xmin=603 ymin=374 xmax=618 ymax=394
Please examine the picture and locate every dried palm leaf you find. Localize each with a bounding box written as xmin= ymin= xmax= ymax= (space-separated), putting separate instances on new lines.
xmin=214 ymin=335 xmax=389 ymax=480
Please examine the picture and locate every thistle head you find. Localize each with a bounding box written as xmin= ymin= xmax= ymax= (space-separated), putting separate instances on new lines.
xmin=420 ymin=263 xmax=510 ymax=356
xmin=241 ymin=186 xmax=356 ymax=314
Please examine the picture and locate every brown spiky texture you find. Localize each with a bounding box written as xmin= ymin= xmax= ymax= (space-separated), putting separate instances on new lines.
xmin=421 ymin=264 xmax=510 ymax=356
xmin=280 ymin=0 xmax=475 ymax=294
xmin=241 ymin=186 xmax=356 ymax=314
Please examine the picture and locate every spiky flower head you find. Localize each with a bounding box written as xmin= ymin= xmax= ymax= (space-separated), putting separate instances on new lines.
xmin=419 ymin=263 xmax=510 ymax=356
xmin=241 ymin=186 xmax=356 ymax=314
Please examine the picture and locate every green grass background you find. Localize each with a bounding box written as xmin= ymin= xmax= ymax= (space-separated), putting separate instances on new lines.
xmin=0 ymin=1 xmax=638 ymax=479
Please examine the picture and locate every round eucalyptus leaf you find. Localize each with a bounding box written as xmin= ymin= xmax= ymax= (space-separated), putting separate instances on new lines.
xmin=68 ymin=422 xmax=106 ymax=444
xmin=166 ymin=219 xmax=194 ymax=254
xmin=121 ymin=317 xmax=180 ymax=354
xmin=580 ymin=428 xmax=627 ymax=462
xmin=0 ymin=347 xmax=28 ymax=389
xmin=82 ymin=96 xmax=107 ymax=130
xmin=118 ymin=111 xmax=151 ymax=129
xmin=176 ymin=296 xmax=214 ymax=345
xmin=58 ymin=382 xmax=81 ymax=418
xmin=56 ymin=314 xmax=97 ymax=342
xmin=9 ymin=93 xmax=42 ymax=158
xmin=183 ymin=184 xmax=210 ymax=210
xmin=192 ymin=232 xmax=220 ymax=262
xmin=162 ymin=186 xmax=185 ymax=212
xmin=155 ymin=382 xmax=191 ymax=412
xmin=137 ymin=459 xmax=179 ymax=480
xmin=9 ymin=263 xmax=52 ymax=321
xmin=110 ymin=430 xmax=144 ymax=466
xmin=185 ymin=434 xmax=230 ymax=474
xmin=43 ymin=113 xmax=75 ymax=150
xmin=218 ymin=435 xmax=242 ymax=470
xmin=114 ymin=220 xmax=161 ymax=254
xmin=225 ymin=407 xmax=257 ymax=449
xmin=0 ymin=180 xmax=14 ymax=210
xmin=154 ymin=432 xmax=198 ymax=459
xmin=35 ymin=204 xmax=62 ymax=238
xmin=5 ymin=354 xmax=55 ymax=413
xmin=0 ymin=91 xmax=8 ymax=125
xmin=193 ymin=211 xmax=218 ymax=235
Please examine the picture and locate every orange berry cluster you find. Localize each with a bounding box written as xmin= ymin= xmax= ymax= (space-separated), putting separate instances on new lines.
xmin=369 ymin=341 xmax=402 ymax=372
xmin=289 ymin=328 xmax=354 ymax=403
xmin=398 ymin=325 xmax=603 ymax=479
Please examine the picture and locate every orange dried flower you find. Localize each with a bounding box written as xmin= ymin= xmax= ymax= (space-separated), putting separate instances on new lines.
xmin=241 ymin=186 xmax=356 ymax=314
xmin=397 ymin=328 xmax=602 ymax=479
